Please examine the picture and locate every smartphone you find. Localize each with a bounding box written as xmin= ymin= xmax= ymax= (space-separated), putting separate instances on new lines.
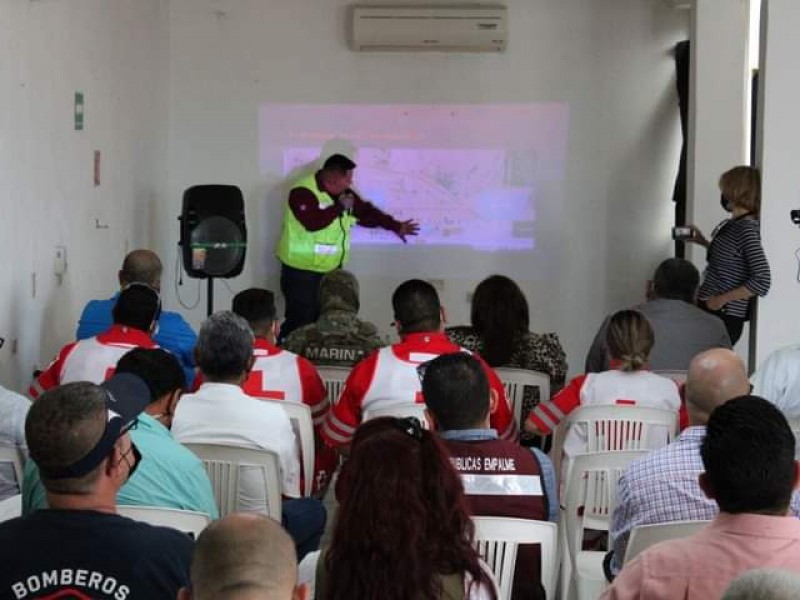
xmin=672 ymin=226 xmax=693 ymax=241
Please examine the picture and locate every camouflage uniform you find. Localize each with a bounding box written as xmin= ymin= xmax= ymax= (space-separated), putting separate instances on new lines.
xmin=283 ymin=270 xmax=384 ymax=367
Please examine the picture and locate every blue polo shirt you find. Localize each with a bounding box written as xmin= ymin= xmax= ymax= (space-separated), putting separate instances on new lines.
xmin=24 ymin=414 xmax=218 ymax=519
xmin=77 ymin=294 xmax=197 ymax=386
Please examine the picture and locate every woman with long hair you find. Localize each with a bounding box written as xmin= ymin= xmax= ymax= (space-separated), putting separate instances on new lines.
xmin=299 ymin=417 xmax=497 ymax=600
xmin=525 ymin=310 xmax=680 ymax=461
xmin=447 ymin=275 xmax=567 ymax=443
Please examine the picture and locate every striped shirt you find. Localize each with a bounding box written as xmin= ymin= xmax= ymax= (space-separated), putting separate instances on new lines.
xmin=698 ymin=216 xmax=770 ymax=319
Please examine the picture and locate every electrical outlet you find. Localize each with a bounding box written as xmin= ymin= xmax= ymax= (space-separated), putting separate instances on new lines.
xmin=54 ymin=246 xmax=67 ymax=276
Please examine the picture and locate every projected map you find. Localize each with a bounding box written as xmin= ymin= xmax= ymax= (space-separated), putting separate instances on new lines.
xmin=282 ymin=147 xmax=535 ymax=250
xmin=260 ymin=103 xmax=568 ymax=254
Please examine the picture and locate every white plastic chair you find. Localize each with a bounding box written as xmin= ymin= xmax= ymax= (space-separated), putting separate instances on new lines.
xmin=184 ymin=443 xmax=282 ymax=520
xmin=566 ymin=405 xmax=678 ymax=454
xmin=788 ymin=419 xmax=800 ymax=458
xmin=495 ymin=367 xmax=551 ymax=428
xmin=0 ymin=446 xmax=24 ymax=493
xmin=264 ymin=400 xmax=315 ymax=497
xmin=653 ymin=370 xmax=688 ymax=384
xmin=472 ymin=516 xmax=559 ymax=600
xmin=0 ymin=494 xmax=21 ymax=522
xmin=550 ymin=404 xmax=678 ymax=490
xmin=316 ymin=366 xmax=351 ymax=405
xmin=563 ymin=450 xmax=649 ymax=600
xmin=117 ymin=505 xmax=211 ymax=537
xmin=623 ymin=520 xmax=710 ymax=565
xmin=363 ymin=402 xmax=429 ymax=428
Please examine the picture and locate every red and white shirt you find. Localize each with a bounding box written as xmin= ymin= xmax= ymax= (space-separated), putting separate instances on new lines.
xmin=195 ymin=338 xmax=328 ymax=426
xmin=528 ymin=369 xmax=681 ymax=459
xmin=322 ymin=332 xmax=517 ymax=447
xmin=30 ymin=325 xmax=157 ymax=399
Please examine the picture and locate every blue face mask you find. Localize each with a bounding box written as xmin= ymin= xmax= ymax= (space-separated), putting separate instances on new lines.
xmin=720 ymin=195 xmax=732 ymax=212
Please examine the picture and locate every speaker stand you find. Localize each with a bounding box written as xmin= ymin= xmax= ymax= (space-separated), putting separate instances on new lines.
xmin=207 ymin=278 xmax=215 ymax=317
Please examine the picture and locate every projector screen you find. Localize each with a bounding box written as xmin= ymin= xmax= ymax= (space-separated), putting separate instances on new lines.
xmin=259 ymin=104 xmax=569 ymax=280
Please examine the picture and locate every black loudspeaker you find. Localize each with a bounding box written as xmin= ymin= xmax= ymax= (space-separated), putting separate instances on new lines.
xmin=179 ymin=185 xmax=247 ymax=279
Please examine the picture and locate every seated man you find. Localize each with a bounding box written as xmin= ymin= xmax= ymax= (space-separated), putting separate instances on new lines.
xmin=603 ymin=395 xmax=800 ymax=599
xmin=77 ymin=249 xmax=197 ymax=385
xmin=751 ymin=344 xmax=800 ymax=420
xmin=232 ymin=288 xmax=335 ymax=494
xmin=30 ymin=284 xmax=159 ymax=398
xmin=423 ymin=352 xmax=557 ymax=600
xmin=606 ymin=348 xmax=767 ymax=578
xmin=322 ymin=279 xmax=517 ymax=448
xmin=23 ymin=348 xmax=218 ymax=519
xmin=172 ymin=311 xmax=325 ymax=558
xmin=0 ymin=382 xmax=29 ymax=500
xmin=284 ymin=269 xmax=383 ymax=367
xmin=585 ymin=258 xmax=731 ymax=372
xmin=179 ymin=513 xmax=309 ymax=600
xmin=0 ymin=376 xmax=193 ymax=598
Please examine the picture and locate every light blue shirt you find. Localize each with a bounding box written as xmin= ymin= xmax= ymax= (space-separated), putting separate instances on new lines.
xmin=77 ymin=294 xmax=197 ymax=387
xmin=24 ymin=414 xmax=218 ymax=519
xmin=440 ymin=428 xmax=560 ymax=523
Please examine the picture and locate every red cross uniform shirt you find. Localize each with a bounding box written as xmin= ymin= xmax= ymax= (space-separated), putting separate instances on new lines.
xmin=194 ymin=338 xmax=335 ymax=494
xmin=528 ymin=370 xmax=681 ymax=459
xmin=322 ymin=332 xmax=518 ymax=447
xmin=30 ymin=325 xmax=157 ymax=399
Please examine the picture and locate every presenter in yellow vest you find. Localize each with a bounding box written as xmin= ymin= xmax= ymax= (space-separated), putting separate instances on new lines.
xmin=276 ymin=154 xmax=419 ymax=342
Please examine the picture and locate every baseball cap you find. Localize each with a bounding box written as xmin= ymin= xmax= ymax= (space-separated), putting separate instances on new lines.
xmin=45 ymin=373 xmax=150 ymax=479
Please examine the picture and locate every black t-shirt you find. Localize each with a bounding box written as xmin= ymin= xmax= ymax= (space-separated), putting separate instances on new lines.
xmin=0 ymin=509 xmax=193 ymax=599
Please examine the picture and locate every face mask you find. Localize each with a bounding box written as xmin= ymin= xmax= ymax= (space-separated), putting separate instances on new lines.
xmin=720 ymin=195 xmax=732 ymax=212
xmin=126 ymin=442 xmax=143 ymax=481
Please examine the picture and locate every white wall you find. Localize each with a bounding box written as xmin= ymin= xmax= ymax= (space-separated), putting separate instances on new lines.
xmin=163 ymin=0 xmax=689 ymax=375
xmin=0 ymin=0 xmax=169 ymax=391
xmin=754 ymin=0 xmax=800 ymax=362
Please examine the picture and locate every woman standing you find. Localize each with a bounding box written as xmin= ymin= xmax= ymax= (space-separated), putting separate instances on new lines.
xmin=688 ymin=166 xmax=771 ymax=345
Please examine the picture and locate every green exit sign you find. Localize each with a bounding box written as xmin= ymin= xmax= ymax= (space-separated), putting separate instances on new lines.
xmin=74 ymin=92 xmax=84 ymax=131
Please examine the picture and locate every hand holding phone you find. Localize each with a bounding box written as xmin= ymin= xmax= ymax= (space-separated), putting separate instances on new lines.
xmin=672 ymin=226 xmax=693 ymax=241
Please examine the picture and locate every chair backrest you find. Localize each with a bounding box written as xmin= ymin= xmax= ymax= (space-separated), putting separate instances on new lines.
xmin=185 ymin=443 xmax=282 ymax=519
xmin=564 ymin=450 xmax=649 ymax=566
xmin=566 ymin=404 xmax=678 ymax=453
xmin=623 ymin=520 xmax=710 ymax=564
xmin=363 ymin=402 xmax=429 ymax=428
xmin=494 ymin=367 xmax=550 ymax=427
xmin=0 ymin=446 xmax=24 ymax=491
xmin=0 ymin=494 xmax=21 ymax=523
xmin=788 ymin=419 xmax=800 ymax=459
xmin=264 ymin=400 xmax=314 ymax=497
xmin=117 ymin=505 xmax=211 ymax=538
xmin=472 ymin=516 xmax=558 ymax=600
xmin=653 ymin=370 xmax=688 ymax=384
xmin=316 ymin=366 xmax=351 ymax=406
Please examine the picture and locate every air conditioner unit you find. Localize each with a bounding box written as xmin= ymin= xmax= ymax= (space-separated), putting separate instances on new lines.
xmin=350 ymin=4 xmax=507 ymax=52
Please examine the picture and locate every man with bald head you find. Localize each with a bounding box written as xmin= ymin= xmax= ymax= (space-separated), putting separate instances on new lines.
xmin=179 ymin=513 xmax=308 ymax=600
xmin=77 ymin=249 xmax=198 ymax=384
xmin=605 ymin=348 xmax=800 ymax=578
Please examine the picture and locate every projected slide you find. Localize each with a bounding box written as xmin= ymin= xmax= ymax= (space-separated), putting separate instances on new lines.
xmin=259 ymin=104 xmax=569 ymax=254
